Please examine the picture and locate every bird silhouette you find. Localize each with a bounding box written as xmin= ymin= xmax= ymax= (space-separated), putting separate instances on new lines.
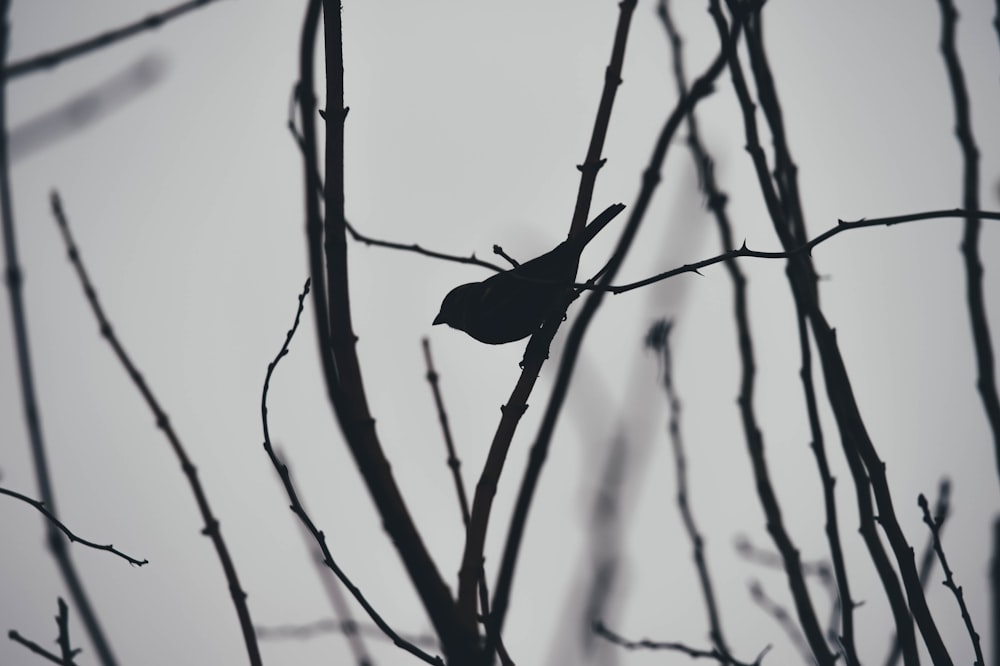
xmin=433 ymin=203 xmax=625 ymax=344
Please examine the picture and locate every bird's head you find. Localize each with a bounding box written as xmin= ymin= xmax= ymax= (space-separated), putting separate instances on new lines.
xmin=433 ymin=282 xmax=480 ymax=332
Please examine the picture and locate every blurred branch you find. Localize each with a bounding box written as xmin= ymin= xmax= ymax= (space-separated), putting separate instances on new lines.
xmin=646 ymin=319 xmax=735 ymax=662
xmin=0 ymin=4 xmax=118 ymax=660
xmin=604 ymin=209 xmax=1000 ymax=293
xmin=0 ymin=486 xmax=147 ymax=566
xmin=748 ymin=581 xmax=813 ymax=664
xmin=3 ymin=0 xmax=225 ymax=79
xmin=934 ymin=0 xmax=1000 ymax=493
xmin=487 ymin=6 xmax=747 ymax=653
xmin=919 ymin=491 xmax=984 ymax=665
xmin=257 ymin=617 xmax=438 ymax=649
xmin=8 ymin=598 xmax=82 ymax=666
xmin=8 ymin=55 xmax=165 ymax=161
xmin=50 ymin=191 xmax=262 ymax=666
xmin=259 ymin=279 xmax=441 ymax=666
xmin=9 ymin=630 xmax=68 ymax=665
xmin=593 ymin=621 xmax=767 ymax=666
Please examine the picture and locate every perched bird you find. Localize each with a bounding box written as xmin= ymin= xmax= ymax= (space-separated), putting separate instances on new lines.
xmin=433 ymin=203 xmax=625 ymax=344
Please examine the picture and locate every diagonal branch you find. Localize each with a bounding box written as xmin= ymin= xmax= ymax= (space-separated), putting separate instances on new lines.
xmin=50 ymin=191 xmax=262 ymax=666
xmin=0 ymin=486 xmax=147 ymax=566
xmin=260 ymin=280 xmax=442 ymax=666
xmin=3 ymin=0 xmax=226 ymax=79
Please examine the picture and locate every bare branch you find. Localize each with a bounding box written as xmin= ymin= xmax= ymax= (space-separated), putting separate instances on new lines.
xmin=918 ymin=492 xmax=984 ymax=665
xmin=0 ymin=4 xmax=118 ymax=659
xmin=605 ymin=209 xmax=1000 ymax=293
xmin=0 ymin=486 xmax=147 ymax=566
xmin=594 ymin=620 xmax=767 ymax=666
xmin=260 ymin=279 xmax=443 ymax=666
xmin=50 ymin=191 xmax=262 ymax=666
xmin=934 ymin=0 xmax=1000 ymax=494
xmin=3 ymin=0 xmax=226 ymax=79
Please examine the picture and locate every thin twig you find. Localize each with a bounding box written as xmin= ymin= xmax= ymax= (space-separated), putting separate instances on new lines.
xmin=8 ymin=630 xmax=66 ymax=665
xmin=55 ymin=598 xmax=81 ymax=666
xmin=3 ymin=0 xmax=226 ymax=79
xmin=593 ymin=620 xmax=767 ymax=666
xmin=50 ymin=191 xmax=261 ymax=666
xmin=918 ymin=492 xmax=984 ymax=665
xmin=421 ymin=338 xmax=470 ymax=527
xmin=886 ymin=479 xmax=951 ymax=666
xmin=603 ymin=209 xmax=1000 ymax=293
xmin=286 ymin=91 xmax=505 ymax=275
xmin=260 ymin=279 xmax=443 ymax=666
xmin=273 ymin=446 xmax=374 ymax=666
xmin=647 ymin=319 xmax=736 ymax=663
xmin=257 ymin=617 xmax=438 ymax=648
xmin=0 ymin=486 xmax=147 ymax=566
xmin=1 ymin=6 xmax=118 ymax=661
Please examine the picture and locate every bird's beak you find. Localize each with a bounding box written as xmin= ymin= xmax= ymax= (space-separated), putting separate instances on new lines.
xmin=432 ymin=312 xmax=445 ymax=325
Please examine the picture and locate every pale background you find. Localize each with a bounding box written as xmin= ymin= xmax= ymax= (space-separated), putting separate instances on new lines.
xmin=2 ymin=1 xmax=999 ymax=664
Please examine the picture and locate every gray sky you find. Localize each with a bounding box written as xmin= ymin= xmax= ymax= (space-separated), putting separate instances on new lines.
xmin=2 ymin=1 xmax=999 ymax=664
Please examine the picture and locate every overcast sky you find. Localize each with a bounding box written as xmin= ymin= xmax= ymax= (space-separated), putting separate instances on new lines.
xmin=2 ymin=1 xmax=1000 ymax=664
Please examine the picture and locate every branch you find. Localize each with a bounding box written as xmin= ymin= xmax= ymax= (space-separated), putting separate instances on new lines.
xmin=421 ymin=338 xmax=470 ymax=527
xmin=487 ymin=5 xmax=746 ymax=650
xmin=593 ymin=621 xmax=767 ymax=666
xmin=259 ymin=280 xmax=442 ymax=666
xmin=646 ymin=319 xmax=734 ymax=661
xmin=918 ymin=492 xmax=984 ymax=665
xmin=50 ymin=191 xmax=262 ymax=666
xmin=604 ymin=209 xmax=1000 ymax=293
xmin=934 ymin=0 xmax=1000 ymax=494
xmin=0 ymin=486 xmax=147 ymax=566
xmin=297 ymin=0 xmax=468 ymax=659
xmin=0 ymin=5 xmax=118 ymax=660
xmin=3 ymin=0 xmax=226 ymax=79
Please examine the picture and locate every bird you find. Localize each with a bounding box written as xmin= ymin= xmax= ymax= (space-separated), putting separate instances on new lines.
xmin=433 ymin=203 xmax=625 ymax=344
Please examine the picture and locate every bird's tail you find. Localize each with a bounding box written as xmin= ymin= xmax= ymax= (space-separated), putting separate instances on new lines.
xmin=572 ymin=203 xmax=626 ymax=248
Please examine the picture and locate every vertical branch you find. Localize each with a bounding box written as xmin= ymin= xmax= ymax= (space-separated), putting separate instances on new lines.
xmin=422 ymin=338 xmax=471 ymax=527
xmin=647 ymin=319 xmax=735 ymax=661
xmin=568 ymin=0 xmax=638 ymax=237
xmin=934 ymin=0 xmax=1000 ymax=490
xmin=487 ymin=11 xmax=744 ymax=655
xmin=0 ymin=5 xmax=118 ymax=664
xmin=918 ymin=493 xmax=984 ymax=665
xmin=659 ymin=2 xmax=860 ymax=661
xmin=459 ymin=0 xmax=640 ymax=635
xmin=298 ymin=2 xmax=468 ymax=660
xmin=756 ymin=6 xmax=953 ymax=661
